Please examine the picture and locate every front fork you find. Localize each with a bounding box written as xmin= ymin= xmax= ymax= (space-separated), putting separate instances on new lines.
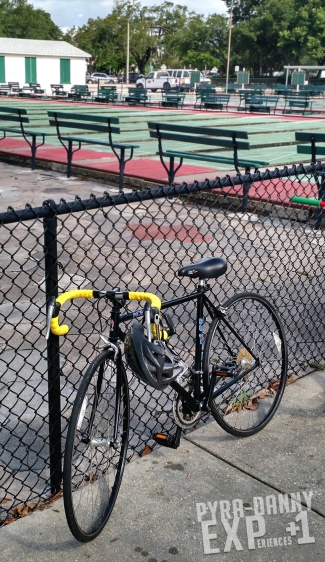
xmin=83 ymin=341 xmax=122 ymax=450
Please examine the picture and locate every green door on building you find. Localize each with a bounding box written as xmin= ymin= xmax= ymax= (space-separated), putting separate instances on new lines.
xmin=25 ymin=57 xmax=37 ymax=83
xmin=0 ymin=56 xmax=5 ymax=82
xmin=60 ymin=59 xmax=71 ymax=84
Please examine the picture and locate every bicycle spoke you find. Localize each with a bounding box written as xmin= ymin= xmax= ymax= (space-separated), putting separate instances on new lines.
xmin=203 ymin=293 xmax=287 ymax=437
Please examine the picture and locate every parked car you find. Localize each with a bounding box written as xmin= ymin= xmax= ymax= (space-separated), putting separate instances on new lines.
xmin=86 ymin=73 xmax=118 ymax=84
xmin=117 ymin=72 xmax=144 ymax=83
xmin=136 ymin=71 xmax=178 ymax=91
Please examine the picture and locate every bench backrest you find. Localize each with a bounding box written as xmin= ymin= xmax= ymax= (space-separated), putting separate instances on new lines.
xmin=127 ymin=88 xmax=147 ymax=96
xmin=148 ymin=121 xmax=249 ymax=150
xmin=205 ymin=94 xmax=230 ymax=101
xmin=71 ymin=85 xmax=89 ymax=92
xmin=0 ymin=106 xmax=29 ymax=124
xmin=295 ymin=132 xmax=325 ymax=161
xmin=163 ymin=92 xmax=185 ymax=98
xmin=48 ymin=111 xmax=120 ymax=135
xmin=284 ymin=90 xmax=310 ymax=99
xmin=250 ymin=95 xmax=279 ymax=103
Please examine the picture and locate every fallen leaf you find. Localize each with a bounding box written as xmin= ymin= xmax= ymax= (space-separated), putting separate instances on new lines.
xmin=244 ymin=398 xmax=258 ymax=411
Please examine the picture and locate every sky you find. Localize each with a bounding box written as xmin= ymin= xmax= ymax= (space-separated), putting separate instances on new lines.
xmin=28 ymin=0 xmax=227 ymax=29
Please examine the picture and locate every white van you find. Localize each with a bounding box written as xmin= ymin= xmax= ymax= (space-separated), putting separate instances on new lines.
xmin=167 ymin=69 xmax=211 ymax=87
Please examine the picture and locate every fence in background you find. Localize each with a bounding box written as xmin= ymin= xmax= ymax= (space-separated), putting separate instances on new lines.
xmin=1 ymin=163 xmax=325 ymax=525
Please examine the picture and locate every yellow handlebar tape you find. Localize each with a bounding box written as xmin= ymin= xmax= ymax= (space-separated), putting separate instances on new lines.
xmin=128 ymin=291 xmax=161 ymax=311
xmin=51 ymin=289 xmax=94 ymax=336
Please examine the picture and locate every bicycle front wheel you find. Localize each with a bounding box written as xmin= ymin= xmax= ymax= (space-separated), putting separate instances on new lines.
xmin=203 ymin=293 xmax=287 ymax=437
xmin=63 ymin=350 xmax=129 ymax=542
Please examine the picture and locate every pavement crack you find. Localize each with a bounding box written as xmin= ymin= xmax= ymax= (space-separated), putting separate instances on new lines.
xmin=183 ymin=434 xmax=325 ymax=520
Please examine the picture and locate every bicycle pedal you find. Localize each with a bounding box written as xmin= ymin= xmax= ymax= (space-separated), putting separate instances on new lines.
xmin=154 ymin=428 xmax=181 ymax=449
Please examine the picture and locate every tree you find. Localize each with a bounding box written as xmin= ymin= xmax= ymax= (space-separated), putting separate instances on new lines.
xmin=171 ymin=13 xmax=229 ymax=71
xmin=0 ymin=0 xmax=62 ymax=39
xmin=226 ymin=0 xmax=325 ymax=74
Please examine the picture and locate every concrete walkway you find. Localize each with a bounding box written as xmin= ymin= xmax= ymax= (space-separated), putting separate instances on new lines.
xmin=2 ymin=371 xmax=325 ymax=562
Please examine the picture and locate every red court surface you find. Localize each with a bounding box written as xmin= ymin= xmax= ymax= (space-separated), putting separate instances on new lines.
xmin=127 ymin=223 xmax=213 ymax=243
xmin=0 ymin=146 xmax=116 ymax=162
xmin=0 ymin=138 xmax=31 ymax=149
xmin=78 ymin=158 xmax=217 ymax=182
xmin=212 ymin=178 xmax=318 ymax=205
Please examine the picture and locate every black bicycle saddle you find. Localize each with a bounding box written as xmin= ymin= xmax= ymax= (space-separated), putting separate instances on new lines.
xmin=178 ymin=256 xmax=227 ymax=279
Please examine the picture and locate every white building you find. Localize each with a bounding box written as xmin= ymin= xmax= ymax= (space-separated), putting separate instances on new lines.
xmin=0 ymin=38 xmax=91 ymax=94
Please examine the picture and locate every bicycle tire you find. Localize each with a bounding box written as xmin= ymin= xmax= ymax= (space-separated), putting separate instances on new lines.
xmin=203 ymin=293 xmax=287 ymax=437
xmin=63 ymin=350 xmax=129 ymax=542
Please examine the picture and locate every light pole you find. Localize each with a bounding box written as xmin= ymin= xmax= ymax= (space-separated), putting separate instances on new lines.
xmin=126 ymin=20 xmax=130 ymax=86
xmin=225 ymin=0 xmax=234 ymax=94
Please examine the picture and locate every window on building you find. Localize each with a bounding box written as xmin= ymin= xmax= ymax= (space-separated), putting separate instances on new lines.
xmin=60 ymin=59 xmax=71 ymax=84
xmin=0 ymin=57 xmax=5 ymax=82
xmin=25 ymin=57 xmax=37 ymax=83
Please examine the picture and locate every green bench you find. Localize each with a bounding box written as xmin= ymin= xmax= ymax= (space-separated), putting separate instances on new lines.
xmin=272 ymin=84 xmax=295 ymax=95
xmin=295 ymin=131 xmax=325 ymax=162
xmin=203 ymin=94 xmax=230 ymax=111
xmin=300 ymin=85 xmax=325 ymax=97
xmin=196 ymin=84 xmax=216 ymax=97
xmin=48 ymin=111 xmax=139 ymax=190
xmin=160 ymin=92 xmax=185 ymax=108
xmin=247 ymin=84 xmax=267 ymax=94
xmin=50 ymin=84 xmax=68 ymax=99
xmin=295 ymin=131 xmax=325 ymax=229
xmin=68 ymin=85 xmax=92 ymax=102
xmin=237 ymin=91 xmax=255 ymax=110
xmin=94 ymin=86 xmax=119 ymax=104
xmin=124 ymin=88 xmax=149 ymax=105
xmin=283 ymin=96 xmax=312 ymax=115
xmin=223 ymin=83 xmax=239 ymax=93
xmin=248 ymin=95 xmax=279 ymax=114
xmin=0 ymin=84 xmax=10 ymax=96
xmin=148 ymin=121 xmax=269 ymax=211
xmin=0 ymin=106 xmax=50 ymax=169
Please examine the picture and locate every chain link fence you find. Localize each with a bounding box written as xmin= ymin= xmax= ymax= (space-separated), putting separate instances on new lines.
xmin=1 ymin=163 xmax=325 ymax=525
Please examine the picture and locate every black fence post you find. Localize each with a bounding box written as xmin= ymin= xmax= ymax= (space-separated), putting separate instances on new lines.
xmin=43 ymin=200 xmax=62 ymax=495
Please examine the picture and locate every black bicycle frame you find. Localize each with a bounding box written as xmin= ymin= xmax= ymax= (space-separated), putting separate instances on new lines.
xmin=108 ymin=284 xmax=258 ymax=414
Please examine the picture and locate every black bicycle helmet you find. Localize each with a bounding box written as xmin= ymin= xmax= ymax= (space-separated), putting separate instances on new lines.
xmin=125 ymin=322 xmax=182 ymax=390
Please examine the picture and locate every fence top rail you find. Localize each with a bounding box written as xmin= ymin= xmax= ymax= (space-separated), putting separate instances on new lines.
xmin=1 ymin=162 xmax=325 ymax=225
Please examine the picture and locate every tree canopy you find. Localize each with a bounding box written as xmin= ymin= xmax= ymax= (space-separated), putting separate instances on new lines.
xmin=0 ymin=0 xmax=62 ymax=40
xmin=63 ymin=0 xmax=325 ymax=76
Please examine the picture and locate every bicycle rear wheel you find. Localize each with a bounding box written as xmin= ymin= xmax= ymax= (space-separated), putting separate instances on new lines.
xmin=203 ymin=293 xmax=287 ymax=437
xmin=63 ymin=350 xmax=129 ymax=542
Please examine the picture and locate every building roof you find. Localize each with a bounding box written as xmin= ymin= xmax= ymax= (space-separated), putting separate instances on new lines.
xmin=0 ymin=38 xmax=91 ymax=58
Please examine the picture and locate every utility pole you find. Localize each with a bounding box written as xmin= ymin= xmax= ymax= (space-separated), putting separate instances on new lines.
xmin=225 ymin=0 xmax=234 ymax=95
xmin=126 ymin=21 xmax=130 ymax=86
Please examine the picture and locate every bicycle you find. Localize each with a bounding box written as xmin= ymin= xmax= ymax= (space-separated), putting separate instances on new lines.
xmin=46 ymin=256 xmax=288 ymax=542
